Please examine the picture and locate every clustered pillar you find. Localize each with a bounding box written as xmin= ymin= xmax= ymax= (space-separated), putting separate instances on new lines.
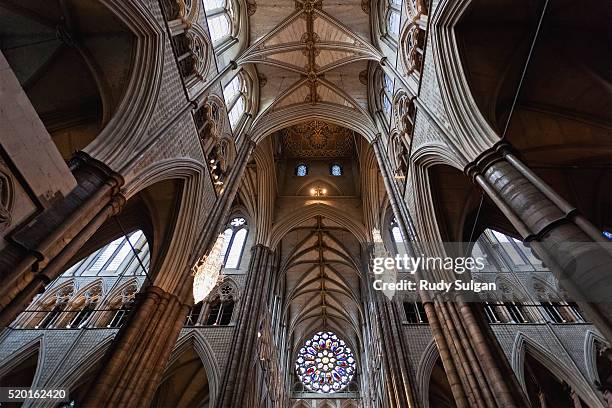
xmin=373 ymin=137 xmax=529 ymax=407
xmin=466 ymin=142 xmax=612 ymax=341
xmin=0 ymin=153 xmax=124 ymax=328
xmin=216 ymin=244 xmax=276 ymax=407
xmin=82 ymin=284 xmax=190 ymax=406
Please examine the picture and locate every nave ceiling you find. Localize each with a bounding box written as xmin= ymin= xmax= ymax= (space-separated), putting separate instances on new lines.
xmin=239 ymin=0 xmax=380 ymax=135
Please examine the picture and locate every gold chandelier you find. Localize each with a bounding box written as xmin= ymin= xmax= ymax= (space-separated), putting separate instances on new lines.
xmin=193 ymin=232 xmax=226 ymax=303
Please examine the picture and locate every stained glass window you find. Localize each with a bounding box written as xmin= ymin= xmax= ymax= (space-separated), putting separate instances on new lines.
xmin=330 ymin=164 xmax=342 ymax=176
xmin=296 ymin=164 xmax=308 ymax=176
xmin=295 ymin=331 xmax=356 ymax=394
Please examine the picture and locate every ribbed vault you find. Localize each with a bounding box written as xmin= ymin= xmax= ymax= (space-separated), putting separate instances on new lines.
xmin=280 ymin=216 xmax=364 ymax=357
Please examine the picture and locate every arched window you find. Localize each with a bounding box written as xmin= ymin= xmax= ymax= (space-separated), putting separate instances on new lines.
xmin=32 ymin=284 xmax=74 ymax=329
xmin=203 ymin=0 xmax=234 ymax=45
xmin=390 ymin=216 xmax=407 ymax=255
xmin=103 ymin=283 xmax=138 ymax=328
xmin=64 ymin=230 xmax=150 ymax=277
xmin=204 ymin=283 xmax=236 ymax=325
xmin=66 ymin=284 xmax=102 ymax=329
xmin=185 ymin=301 xmax=203 ymax=326
xmin=296 ymin=164 xmax=308 ymax=176
xmin=385 ymin=0 xmax=402 ymax=40
xmin=221 ymin=217 xmax=248 ymax=269
xmin=223 ymin=73 xmax=248 ymax=130
xmin=330 ymin=164 xmax=343 ymax=176
xmin=380 ymin=72 xmax=394 ymax=123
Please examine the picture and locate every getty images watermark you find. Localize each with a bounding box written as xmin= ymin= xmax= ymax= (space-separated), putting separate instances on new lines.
xmin=371 ymin=253 xmax=496 ymax=294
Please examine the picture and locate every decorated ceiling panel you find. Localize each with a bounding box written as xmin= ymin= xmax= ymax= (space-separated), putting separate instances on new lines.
xmin=280 ymin=120 xmax=355 ymax=158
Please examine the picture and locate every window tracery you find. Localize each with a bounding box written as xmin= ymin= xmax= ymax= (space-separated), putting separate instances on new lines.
xmin=204 ymin=282 xmax=237 ymax=325
xmin=295 ymin=331 xmax=356 ymax=393
xmin=385 ymin=0 xmax=402 ymax=40
xmin=66 ymin=284 xmax=102 ymax=329
xmin=400 ymin=23 xmax=425 ymax=75
xmin=203 ymin=0 xmax=235 ymax=46
xmin=221 ymin=217 xmax=248 ymax=269
xmin=160 ymin=1 xmax=211 ymax=92
xmin=223 ymin=73 xmax=249 ymax=130
xmin=33 ymin=284 xmax=75 ymax=329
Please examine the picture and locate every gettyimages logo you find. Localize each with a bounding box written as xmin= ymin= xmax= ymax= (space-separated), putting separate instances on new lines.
xmin=372 ymin=254 xmax=485 ymax=275
xmin=369 ymin=231 xmax=494 ymax=299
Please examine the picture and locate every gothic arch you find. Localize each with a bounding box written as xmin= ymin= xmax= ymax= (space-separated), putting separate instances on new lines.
xmin=53 ymin=335 xmax=115 ymax=402
xmin=0 ymin=337 xmax=43 ymax=389
xmin=251 ymin=105 xmax=378 ymax=145
xmin=165 ymin=331 xmax=221 ymax=408
xmin=511 ymin=332 xmax=603 ymax=408
xmin=152 ymin=332 xmax=216 ymax=407
xmin=122 ymin=158 xmax=213 ymax=292
xmin=416 ymin=339 xmax=455 ymax=408
xmin=416 ymin=339 xmax=440 ymax=408
xmin=83 ymin=1 xmax=166 ymax=171
xmin=268 ymin=203 xmax=369 ymax=248
xmin=429 ymin=0 xmax=501 ymax=162
xmin=585 ymin=330 xmax=611 ymax=387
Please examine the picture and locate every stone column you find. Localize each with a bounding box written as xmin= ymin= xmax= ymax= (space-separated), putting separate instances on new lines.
xmin=82 ymin=137 xmax=255 ymax=406
xmin=0 ymin=152 xmax=124 ymax=327
xmin=466 ymin=142 xmax=612 ymax=341
xmin=216 ymin=244 xmax=276 ymax=407
xmin=373 ymin=137 xmax=528 ymax=407
xmin=375 ymin=292 xmax=418 ymax=408
xmin=82 ymin=284 xmax=190 ymax=406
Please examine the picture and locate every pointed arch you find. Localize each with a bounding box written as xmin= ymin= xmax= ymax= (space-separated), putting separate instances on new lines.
xmin=0 ymin=337 xmax=43 ymax=389
xmin=511 ymin=332 xmax=603 ymax=408
xmin=268 ymin=203 xmax=369 ymax=248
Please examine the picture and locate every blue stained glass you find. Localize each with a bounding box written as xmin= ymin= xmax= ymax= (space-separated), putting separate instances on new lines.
xmin=331 ymin=164 xmax=342 ymax=176
xmin=296 ymin=164 xmax=308 ymax=176
xmin=603 ymin=231 xmax=612 ymax=239
xmin=295 ymin=331 xmax=356 ymax=394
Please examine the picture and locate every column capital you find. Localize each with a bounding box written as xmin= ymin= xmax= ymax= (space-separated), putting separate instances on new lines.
xmin=465 ymin=141 xmax=515 ymax=181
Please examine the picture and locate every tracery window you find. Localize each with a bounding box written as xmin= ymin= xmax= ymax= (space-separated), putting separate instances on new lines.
xmin=295 ymin=331 xmax=356 ymax=394
xmin=390 ymin=216 xmax=407 ymax=255
xmin=66 ymin=284 xmax=102 ymax=329
xmin=220 ymin=217 xmax=248 ymax=269
xmin=203 ymin=0 xmax=234 ymax=45
xmin=330 ymin=164 xmax=342 ymax=176
xmin=403 ymin=302 xmax=428 ymax=323
xmin=160 ymin=1 xmax=210 ymax=90
xmin=204 ymin=283 xmax=236 ymax=325
xmin=296 ymin=164 xmax=308 ymax=176
xmin=223 ymin=73 xmax=248 ymax=130
xmin=64 ymin=231 xmax=149 ymax=277
xmin=185 ymin=301 xmax=203 ymax=326
xmin=380 ymin=72 xmax=394 ymax=123
xmin=385 ymin=0 xmax=402 ymax=40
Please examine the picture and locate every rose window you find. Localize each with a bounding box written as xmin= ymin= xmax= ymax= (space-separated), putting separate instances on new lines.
xmin=295 ymin=331 xmax=356 ymax=393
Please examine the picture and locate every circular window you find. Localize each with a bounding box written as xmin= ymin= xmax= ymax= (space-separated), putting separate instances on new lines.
xmin=295 ymin=331 xmax=356 ymax=393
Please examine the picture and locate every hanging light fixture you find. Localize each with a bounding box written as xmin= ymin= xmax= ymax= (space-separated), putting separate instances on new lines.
xmin=193 ymin=233 xmax=226 ymax=303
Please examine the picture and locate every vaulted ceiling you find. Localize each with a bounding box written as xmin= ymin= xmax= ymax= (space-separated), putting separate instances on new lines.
xmin=241 ymin=0 xmax=380 ymax=130
xmin=281 ymin=216 xmax=363 ymax=356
